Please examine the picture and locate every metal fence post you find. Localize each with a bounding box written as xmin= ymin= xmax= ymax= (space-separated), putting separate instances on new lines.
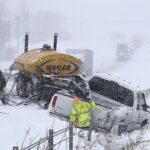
xmin=88 ymin=115 xmax=94 ymax=141
xmin=13 ymin=146 xmax=19 ymax=150
xmin=48 ymin=129 xmax=53 ymax=150
xmin=88 ymin=126 xmax=92 ymax=141
xmin=69 ymin=125 xmax=73 ymax=150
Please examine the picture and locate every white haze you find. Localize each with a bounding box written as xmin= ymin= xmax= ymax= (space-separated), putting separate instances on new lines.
xmin=0 ymin=0 xmax=148 ymax=77
xmin=4 ymin=0 xmax=150 ymax=51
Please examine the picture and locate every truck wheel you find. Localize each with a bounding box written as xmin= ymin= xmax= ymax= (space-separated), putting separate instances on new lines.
xmin=26 ymin=81 xmax=33 ymax=97
xmin=16 ymin=79 xmax=26 ymax=97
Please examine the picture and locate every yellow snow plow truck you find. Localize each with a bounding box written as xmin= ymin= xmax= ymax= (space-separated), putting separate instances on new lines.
xmin=14 ymin=33 xmax=83 ymax=108
xmin=15 ymin=48 xmax=81 ymax=77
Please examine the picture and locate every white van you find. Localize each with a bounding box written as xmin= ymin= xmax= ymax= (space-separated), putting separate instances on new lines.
xmin=49 ymin=74 xmax=150 ymax=135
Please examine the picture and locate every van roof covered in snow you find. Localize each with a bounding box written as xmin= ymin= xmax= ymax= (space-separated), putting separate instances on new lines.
xmin=91 ymin=73 xmax=141 ymax=92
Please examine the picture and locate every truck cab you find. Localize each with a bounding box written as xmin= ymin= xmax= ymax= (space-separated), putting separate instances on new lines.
xmin=116 ymin=43 xmax=131 ymax=61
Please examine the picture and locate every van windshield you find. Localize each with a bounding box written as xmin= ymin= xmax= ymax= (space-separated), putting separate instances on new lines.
xmin=89 ymin=76 xmax=134 ymax=107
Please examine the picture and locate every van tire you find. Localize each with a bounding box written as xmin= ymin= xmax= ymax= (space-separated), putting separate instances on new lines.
xmin=118 ymin=123 xmax=127 ymax=136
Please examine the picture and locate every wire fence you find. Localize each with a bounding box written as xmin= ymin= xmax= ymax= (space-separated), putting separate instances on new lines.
xmin=13 ymin=127 xmax=68 ymax=150
xmin=12 ymin=125 xmax=90 ymax=150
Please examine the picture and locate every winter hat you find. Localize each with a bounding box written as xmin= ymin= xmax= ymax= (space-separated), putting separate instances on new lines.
xmin=73 ymin=96 xmax=79 ymax=105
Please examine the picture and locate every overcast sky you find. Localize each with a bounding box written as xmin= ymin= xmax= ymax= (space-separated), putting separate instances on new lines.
xmin=5 ymin=0 xmax=150 ymax=44
xmin=26 ymin=0 xmax=150 ymax=20
xmin=6 ymin=0 xmax=150 ymax=21
xmin=1 ymin=0 xmax=149 ymax=62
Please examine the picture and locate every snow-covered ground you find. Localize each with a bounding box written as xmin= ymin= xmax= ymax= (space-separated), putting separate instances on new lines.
xmin=1 ymin=46 xmax=150 ymax=149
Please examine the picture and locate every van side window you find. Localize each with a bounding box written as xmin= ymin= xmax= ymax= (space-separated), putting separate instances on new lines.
xmin=89 ymin=76 xmax=134 ymax=107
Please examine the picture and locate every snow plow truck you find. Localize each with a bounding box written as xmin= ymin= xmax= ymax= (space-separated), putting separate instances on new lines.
xmin=14 ymin=33 xmax=83 ymax=107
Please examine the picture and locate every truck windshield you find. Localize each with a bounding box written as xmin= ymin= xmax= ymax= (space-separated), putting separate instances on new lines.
xmin=117 ymin=44 xmax=128 ymax=51
xmin=89 ymin=77 xmax=134 ymax=107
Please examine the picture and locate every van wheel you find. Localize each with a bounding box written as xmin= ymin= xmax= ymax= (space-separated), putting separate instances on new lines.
xmin=118 ymin=123 xmax=127 ymax=136
xmin=141 ymin=120 xmax=148 ymax=128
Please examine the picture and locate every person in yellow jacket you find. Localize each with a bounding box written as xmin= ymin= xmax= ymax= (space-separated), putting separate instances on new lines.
xmin=70 ymin=96 xmax=96 ymax=128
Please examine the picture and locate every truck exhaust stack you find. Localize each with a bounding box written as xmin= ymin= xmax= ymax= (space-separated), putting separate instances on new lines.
xmin=24 ymin=32 xmax=29 ymax=53
xmin=53 ymin=33 xmax=58 ymax=51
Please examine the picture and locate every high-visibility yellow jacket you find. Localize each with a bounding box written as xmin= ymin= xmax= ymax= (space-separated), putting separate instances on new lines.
xmin=70 ymin=100 xmax=96 ymax=128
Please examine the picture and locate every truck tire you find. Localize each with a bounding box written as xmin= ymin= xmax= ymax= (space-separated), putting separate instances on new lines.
xmin=26 ymin=81 xmax=34 ymax=97
xmin=16 ymin=78 xmax=26 ymax=97
xmin=43 ymin=89 xmax=57 ymax=109
xmin=16 ymin=78 xmax=33 ymax=98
